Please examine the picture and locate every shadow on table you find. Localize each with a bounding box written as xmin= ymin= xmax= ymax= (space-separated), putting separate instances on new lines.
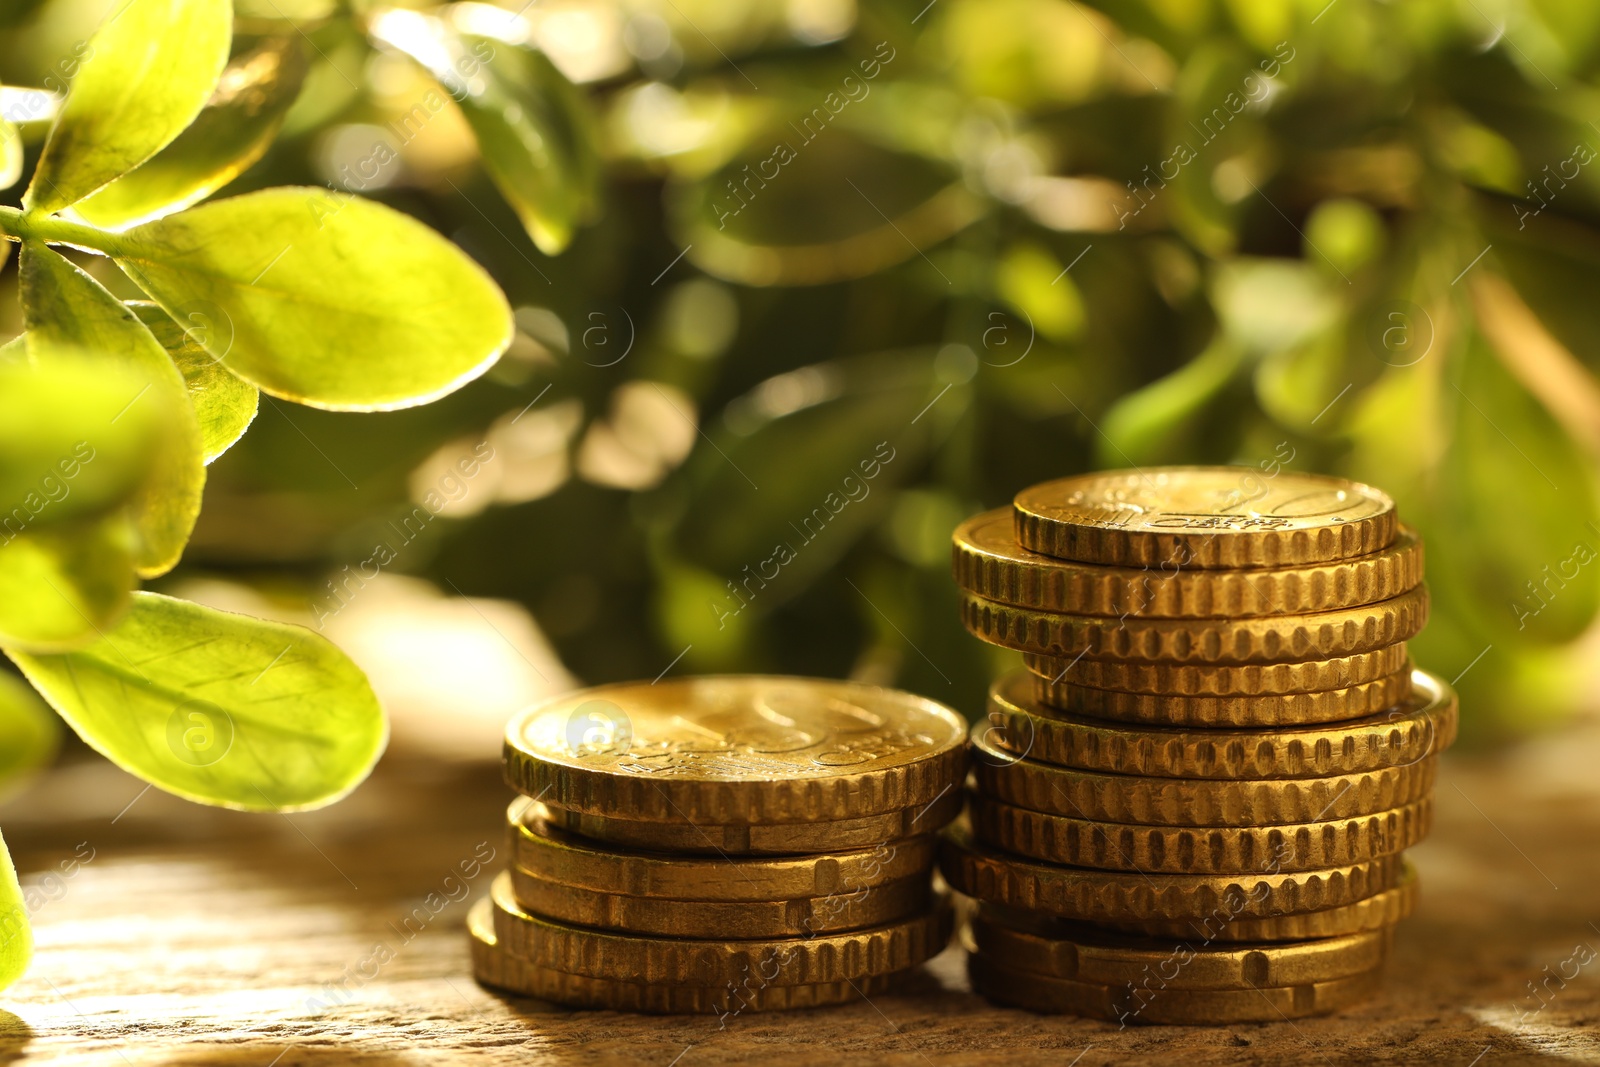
xmin=0 ymin=1011 xmax=31 ymax=1066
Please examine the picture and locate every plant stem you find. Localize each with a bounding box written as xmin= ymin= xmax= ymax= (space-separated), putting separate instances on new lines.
xmin=0 ymin=206 xmax=127 ymax=256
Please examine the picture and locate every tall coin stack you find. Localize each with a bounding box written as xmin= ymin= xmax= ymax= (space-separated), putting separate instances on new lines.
xmin=469 ymin=676 xmax=966 ymax=1014
xmin=941 ymin=467 xmax=1457 ymax=1023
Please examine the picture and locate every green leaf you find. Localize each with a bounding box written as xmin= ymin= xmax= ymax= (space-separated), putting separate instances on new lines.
xmin=1303 ymin=199 xmax=1385 ymax=277
xmin=668 ymin=125 xmax=982 ymax=286
xmin=1432 ymin=333 xmax=1600 ymax=647
xmin=276 ymin=31 xmax=364 ymax=138
xmin=24 ymin=0 xmax=233 ymax=216
xmin=1487 ymin=210 xmax=1600 ymax=376
xmin=995 ymin=242 xmax=1085 ymax=344
xmin=0 ymin=519 xmax=138 ymax=651
xmin=0 ymin=668 xmax=61 ymax=792
xmin=1254 ymin=330 xmax=1346 ymax=431
xmin=8 ymin=592 xmax=387 ymax=811
xmin=0 ymin=832 xmax=29 ymax=992
xmin=1212 ymin=258 xmax=1337 ymax=358
xmin=0 ymin=356 xmax=168 ymax=525
xmin=371 ymin=9 xmax=599 ymax=255
xmin=69 ymin=38 xmax=309 ymax=231
xmin=0 ymin=119 xmax=21 ymax=192
xmin=655 ymin=351 xmax=951 ymax=661
xmin=113 ymin=188 xmax=513 ymax=411
xmin=0 ymin=356 xmax=161 ymax=651
xmin=1099 ymin=339 xmax=1247 ymax=465
xmin=20 ymin=243 xmax=205 ymax=576
xmin=129 ymin=302 xmax=259 ymax=462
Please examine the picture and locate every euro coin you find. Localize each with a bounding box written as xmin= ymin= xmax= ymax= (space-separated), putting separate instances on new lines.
xmin=968 ymin=952 xmax=1384 ymax=1022
xmin=965 ymin=907 xmax=1392 ymax=988
xmin=1023 ymin=644 xmax=1409 ymax=695
xmin=508 ymin=796 xmax=938 ymax=899
xmin=490 ymin=872 xmax=954 ymax=985
xmin=955 ymin=507 xmax=1422 ymax=616
xmin=985 ymin=669 xmax=1455 ymax=776
xmin=968 ymin=793 xmax=1430 ymax=873
xmin=1101 ymin=864 xmax=1419 ymax=942
xmin=939 ymin=821 xmax=1401 ymax=923
xmin=536 ymin=786 xmax=962 ymax=854
xmin=503 ymin=676 xmax=966 ymax=823
xmin=468 ymin=898 xmax=909 ymax=1013
xmin=509 ymin=866 xmax=931 ymax=938
xmin=959 ymin=585 xmax=1427 ymax=663
xmin=1013 ymin=467 xmax=1397 ymax=568
xmin=1030 ymin=669 xmax=1413 ymax=727
xmin=971 ymin=727 xmax=1437 ymax=826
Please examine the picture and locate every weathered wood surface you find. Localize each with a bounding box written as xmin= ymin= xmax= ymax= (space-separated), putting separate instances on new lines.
xmin=2 ymin=722 xmax=1598 ymax=1066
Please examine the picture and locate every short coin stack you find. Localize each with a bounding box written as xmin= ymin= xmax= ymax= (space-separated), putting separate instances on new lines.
xmin=470 ymin=676 xmax=966 ymax=1014
xmin=942 ymin=467 xmax=1457 ymax=1023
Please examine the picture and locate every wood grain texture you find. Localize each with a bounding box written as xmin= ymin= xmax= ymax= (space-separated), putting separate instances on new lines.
xmin=1 ymin=721 xmax=1598 ymax=1067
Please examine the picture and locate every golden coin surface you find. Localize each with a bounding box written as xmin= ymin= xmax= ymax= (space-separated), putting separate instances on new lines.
xmin=504 ymin=677 xmax=967 ymax=823
xmin=537 ymin=786 xmax=963 ymax=854
xmin=1013 ymin=467 xmax=1398 ymax=568
xmin=1103 ymin=864 xmax=1419 ymax=942
xmin=968 ymin=794 xmax=1431 ymax=873
xmin=509 ymin=796 xmax=937 ymax=899
xmin=966 ymin=908 xmax=1392 ymax=988
xmin=509 ymin=866 xmax=931 ymax=939
xmin=1024 ymin=644 xmax=1409 ymax=696
xmin=490 ymin=872 xmax=954 ymax=985
xmin=960 ymin=585 xmax=1427 ymax=663
xmin=468 ymin=898 xmax=907 ymax=1013
xmin=1031 ymin=669 xmax=1413 ymax=727
xmin=955 ymin=508 xmax=1423 ymax=616
xmin=968 ymin=952 xmax=1384 ymax=1023
xmin=939 ymin=821 xmax=1401 ymax=923
xmin=970 ymin=728 xmax=1438 ymax=826
xmin=987 ymin=669 xmax=1455 ymax=776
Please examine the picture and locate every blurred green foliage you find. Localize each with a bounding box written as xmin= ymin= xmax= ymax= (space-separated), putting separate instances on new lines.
xmin=8 ymin=0 xmax=1600 ymax=740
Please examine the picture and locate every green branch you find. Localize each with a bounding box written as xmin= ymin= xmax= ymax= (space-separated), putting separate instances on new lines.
xmin=0 ymin=206 xmax=129 ymax=256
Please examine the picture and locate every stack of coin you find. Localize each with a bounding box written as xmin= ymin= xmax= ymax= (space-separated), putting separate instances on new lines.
xmin=943 ymin=467 xmax=1457 ymax=1023
xmin=469 ymin=676 xmax=967 ymax=1014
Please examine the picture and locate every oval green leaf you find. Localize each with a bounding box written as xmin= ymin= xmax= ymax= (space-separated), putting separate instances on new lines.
xmin=8 ymin=591 xmax=388 ymax=811
xmin=0 ymin=356 xmax=169 ymax=526
xmin=0 ymin=832 xmax=29 ymax=992
xmin=112 ymin=187 xmax=513 ymax=411
xmin=69 ymin=37 xmax=309 ymax=231
xmin=371 ymin=8 xmax=599 ymax=255
xmin=20 ymin=243 xmax=205 ymax=576
xmin=0 ymin=519 xmax=138 ymax=651
xmin=0 ymin=665 xmax=61 ymax=793
xmin=129 ymin=302 xmax=259 ymax=462
xmin=23 ymin=0 xmax=233 ymax=216
xmin=668 ymin=125 xmax=982 ymax=286
xmin=1431 ymin=333 xmax=1600 ymax=647
xmin=662 ymin=350 xmax=947 ymax=607
xmin=1100 ymin=339 xmax=1247 ymax=466
xmin=0 ymin=119 xmax=21 ymax=192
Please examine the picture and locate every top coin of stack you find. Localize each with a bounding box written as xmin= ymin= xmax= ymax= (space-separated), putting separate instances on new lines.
xmin=470 ymin=676 xmax=967 ymax=1014
xmin=943 ymin=466 xmax=1456 ymax=1024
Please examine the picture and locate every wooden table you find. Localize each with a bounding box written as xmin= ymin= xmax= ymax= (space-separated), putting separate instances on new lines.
xmin=2 ymin=723 xmax=1597 ymax=1067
